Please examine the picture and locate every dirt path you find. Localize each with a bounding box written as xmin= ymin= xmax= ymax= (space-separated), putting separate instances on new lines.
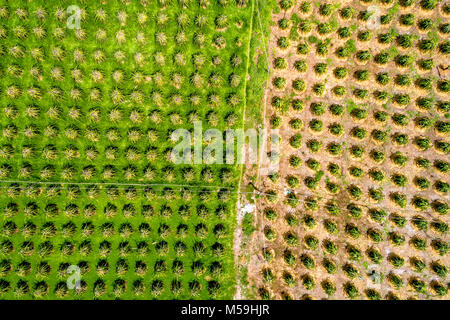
xmin=233 ymin=0 xmax=256 ymax=300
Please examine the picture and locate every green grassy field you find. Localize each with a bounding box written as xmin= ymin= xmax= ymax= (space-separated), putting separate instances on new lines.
xmin=0 ymin=0 xmax=261 ymax=299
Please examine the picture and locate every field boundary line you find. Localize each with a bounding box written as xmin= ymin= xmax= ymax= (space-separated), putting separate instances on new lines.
xmin=0 ymin=179 xmax=233 ymax=189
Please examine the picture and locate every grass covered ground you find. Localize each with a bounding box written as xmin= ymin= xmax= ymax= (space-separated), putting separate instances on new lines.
xmin=0 ymin=0 xmax=258 ymax=299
